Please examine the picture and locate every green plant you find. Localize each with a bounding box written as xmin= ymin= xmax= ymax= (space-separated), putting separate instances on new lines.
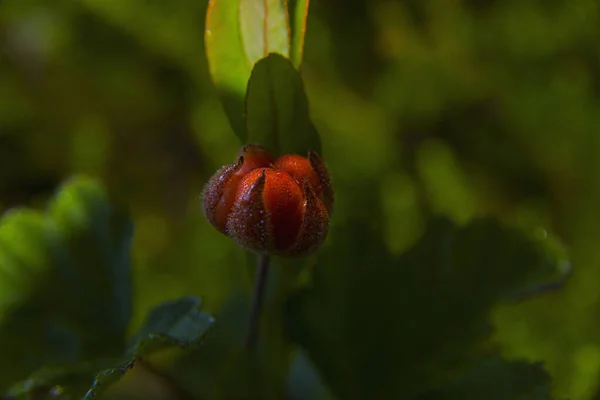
xmin=0 ymin=1 xmax=573 ymax=399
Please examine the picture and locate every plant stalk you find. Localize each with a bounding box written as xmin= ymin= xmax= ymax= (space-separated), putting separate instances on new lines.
xmin=246 ymin=254 xmax=270 ymax=351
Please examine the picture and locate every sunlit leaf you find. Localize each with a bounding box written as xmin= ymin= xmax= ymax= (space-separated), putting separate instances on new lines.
xmin=205 ymin=0 xmax=293 ymax=142
xmin=288 ymin=0 xmax=310 ymax=67
xmin=205 ymin=0 xmax=252 ymax=140
xmin=239 ymin=0 xmax=290 ymax=65
xmin=245 ymin=53 xmax=321 ymax=155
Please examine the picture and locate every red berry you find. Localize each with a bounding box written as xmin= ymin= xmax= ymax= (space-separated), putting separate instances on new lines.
xmin=273 ymin=154 xmax=320 ymax=195
xmin=236 ymin=144 xmax=274 ymax=176
xmin=202 ymin=145 xmax=273 ymax=232
xmin=226 ymin=168 xmax=328 ymax=256
xmin=202 ymin=146 xmax=332 ymax=257
xmin=274 ymin=151 xmax=334 ymax=214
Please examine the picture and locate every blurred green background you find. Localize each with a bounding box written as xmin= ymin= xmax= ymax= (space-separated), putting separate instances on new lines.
xmin=1 ymin=0 xmax=599 ymax=398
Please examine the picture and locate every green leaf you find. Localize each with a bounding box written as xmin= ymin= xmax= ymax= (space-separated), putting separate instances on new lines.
xmin=245 ymin=53 xmax=321 ymax=155
xmin=0 ymin=210 xmax=50 ymax=315
xmin=5 ymin=296 xmax=214 ymax=400
xmin=47 ymin=176 xmax=133 ymax=357
xmin=84 ymin=296 xmax=213 ymax=399
xmin=205 ymin=0 xmax=293 ymax=142
xmin=285 ymin=216 xmax=569 ymax=400
xmin=288 ymin=0 xmax=311 ymax=67
xmin=287 ymin=351 xmax=336 ymax=400
xmin=146 ymin=292 xmax=276 ymax=399
xmin=239 ymin=0 xmax=290 ymax=65
xmin=0 ymin=210 xmax=61 ymax=389
xmin=205 ymin=0 xmax=252 ymax=139
xmin=6 ymin=360 xmax=118 ymax=400
xmin=126 ymin=296 xmax=215 ymax=355
xmin=418 ymin=355 xmax=554 ymax=400
xmin=0 ymin=176 xmax=133 ymax=390
xmin=500 ymin=229 xmax=571 ymax=302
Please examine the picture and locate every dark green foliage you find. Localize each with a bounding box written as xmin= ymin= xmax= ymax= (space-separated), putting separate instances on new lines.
xmin=47 ymin=177 xmax=133 ymax=357
xmin=82 ymin=296 xmax=213 ymax=399
xmin=2 ymin=0 xmax=596 ymax=399
xmin=5 ymin=296 xmax=213 ymax=399
xmin=245 ymin=54 xmax=322 ymax=155
xmin=0 ymin=180 xmax=213 ymax=399
xmin=287 ymin=351 xmax=335 ymax=400
xmin=0 ymin=162 xmax=563 ymax=400
xmin=0 ymin=177 xmax=133 ymax=390
xmin=213 ymin=349 xmax=282 ymax=400
xmin=285 ymin=217 xmax=568 ymax=400
xmin=418 ymin=356 xmax=553 ymax=400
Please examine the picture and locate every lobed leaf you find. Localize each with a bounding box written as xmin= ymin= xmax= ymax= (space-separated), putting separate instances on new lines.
xmin=0 ymin=176 xmax=133 ymax=391
xmin=144 ymin=292 xmax=279 ymax=399
xmin=83 ymin=296 xmax=214 ymax=399
xmin=47 ymin=176 xmax=134 ymax=357
xmin=5 ymin=296 xmax=214 ymax=399
xmin=417 ymin=355 xmax=554 ymax=400
xmin=285 ymin=216 xmax=569 ymax=399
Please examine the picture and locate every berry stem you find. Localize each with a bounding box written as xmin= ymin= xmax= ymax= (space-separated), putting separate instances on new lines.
xmin=246 ymin=254 xmax=270 ymax=351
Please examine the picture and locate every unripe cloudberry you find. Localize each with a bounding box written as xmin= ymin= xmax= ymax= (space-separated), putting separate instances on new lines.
xmin=202 ymin=145 xmax=333 ymax=257
xmin=274 ymin=151 xmax=334 ymax=214
xmin=202 ymin=144 xmax=274 ymax=233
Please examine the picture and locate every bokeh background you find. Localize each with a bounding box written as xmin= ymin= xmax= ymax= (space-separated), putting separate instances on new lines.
xmin=1 ymin=0 xmax=600 ymax=398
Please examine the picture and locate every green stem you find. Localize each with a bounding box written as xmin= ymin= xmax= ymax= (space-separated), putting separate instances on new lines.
xmin=246 ymin=254 xmax=270 ymax=351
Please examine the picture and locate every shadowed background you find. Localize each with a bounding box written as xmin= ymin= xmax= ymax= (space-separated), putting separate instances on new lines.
xmin=1 ymin=0 xmax=599 ymax=398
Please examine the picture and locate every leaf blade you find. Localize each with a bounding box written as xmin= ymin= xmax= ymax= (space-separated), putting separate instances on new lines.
xmin=84 ymin=296 xmax=214 ymax=399
xmin=239 ymin=0 xmax=290 ymax=65
xmin=245 ymin=53 xmax=321 ymax=155
xmin=285 ymin=216 xmax=569 ymax=399
xmin=205 ymin=0 xmax=251 ymax=140
xmin=0 ymin=176 xmax=134 ymax=391
xmin=418 ymin=355 xmax=554 ymax=400
xmin=47 ymin=176 xmax=133 ymax=357
xmin=4 ymin=297 xmax=214 ymax=399
xmin=205 ymin=0 xmax=293 ymax=142
xmin=289 ymin=0 xmax=311 ymax=67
